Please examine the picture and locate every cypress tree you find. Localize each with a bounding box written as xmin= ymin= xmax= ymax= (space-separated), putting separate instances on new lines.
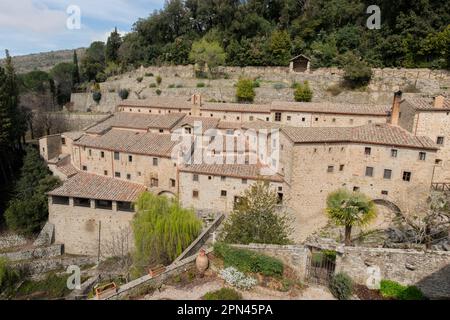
xmin=105 ymin=27 xmax=122 ymax=64
xmin=72 ymin=50 xmax=80 ymax=86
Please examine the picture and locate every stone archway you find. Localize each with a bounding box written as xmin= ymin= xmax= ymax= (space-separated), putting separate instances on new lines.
xmin=371 ymin=199 xmax=402 ymax=229
xmin=157 ymin=191 xmax=176 ymax=199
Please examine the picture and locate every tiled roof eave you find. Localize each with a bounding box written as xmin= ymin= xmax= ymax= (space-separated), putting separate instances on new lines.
xmin=291 ymin=139 xmax=438 ymax=151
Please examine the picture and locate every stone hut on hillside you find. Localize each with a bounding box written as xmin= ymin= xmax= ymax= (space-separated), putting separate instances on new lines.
xmin=289 ymin=54 xmax=311 ymax=73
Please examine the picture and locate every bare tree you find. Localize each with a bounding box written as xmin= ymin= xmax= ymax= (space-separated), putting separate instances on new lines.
xmin=101 ymin=226 xmax=133 ymax=281
xmin=395 ymin=189 xmax=450 ymax=249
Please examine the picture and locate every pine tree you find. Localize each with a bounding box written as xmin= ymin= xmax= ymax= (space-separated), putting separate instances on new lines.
xmin=105 ymin=27 xmax=122 ymax=64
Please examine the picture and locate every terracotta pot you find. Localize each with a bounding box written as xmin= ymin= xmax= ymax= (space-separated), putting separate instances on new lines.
xmin=195 ymin=249 xmax=209 ymax=274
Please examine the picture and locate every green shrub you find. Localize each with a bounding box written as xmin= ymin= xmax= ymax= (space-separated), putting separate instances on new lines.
xmin=17 ymin=273 xmax=70 ymax=299
xmin=253 ymin=80 xmax=261 ymax=88
xmin=329 ymin=273 xmax=353 ymax=300
xmin=176 ymin=84 xmax=183 ymax=88
xmin=145 ymin=72 xmax=154 ymax=77
xmin=294 ymin=81 xmax=313 ymax=102
xmin=168 ymin=84 xmax=175 ymax=88
xmin=326 ymin=84 xmax=344 ymax=96
xmin=156 ymin=75 xmax=162 ymax=85
xmin=197 ymin=82 xmax=205 ymax=88
xmin=342 ymin=54 xmax=373 ymax=88
xmin=136 ymin=77 xmax=143 ymax=83
xmin=0 ymin=258 xmax=21 ymax=295
xmin=118 ymin=88 xmax=129 ymax=100
xmin=380 ymin=280 xmax=424 ymax=300
xmin=236 ymin=78 xmax=256 ymax=103
xmin=214 ymin=243 xmax=283 ymax=277
xmin=149 ymin=83 xmax=157 ymax=88
xmin=156 ymin=89 xmax=162 ymax=96
xmin=92 ymin=91 xmax=102 ymax=103
xmin=203 ymin=288 xmax=242 ymax=300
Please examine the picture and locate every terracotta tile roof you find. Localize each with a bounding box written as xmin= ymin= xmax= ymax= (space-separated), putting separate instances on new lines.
xmin=201 ymin=102 xmax=271 ymax=113
xmin=48 ymin=172 xmax=146 ymax=202
xmin=75 ymin=129 xmax=176 ymax=157
xmin=56 ymin=163 xmax=78 ymax=178
xmin=62 ymin=131 xmax=84 ymax=141
xmin=180 ymin=164 xmax=284 ymax=182
xmin=282 ymin=123 xmax=438 ymax=150
xmin=402 ymin=97 xmax=450 ymax=111
xmin=118 ymin=98 xmax=271 ymax=113
xmin=241 ymin=120 xmax=284 ymax=130
xmin=118 ymin=97 xmax=192 ymax=110
xmin=86 ymin=112 xmax=185 ymax=134
xmin=172 ymin=116 xmax=220 ymax=133
xmin=217 ymin=121 xmax=243 ymax=130
xmin=271 ymin=101 xmax=390 ymax=116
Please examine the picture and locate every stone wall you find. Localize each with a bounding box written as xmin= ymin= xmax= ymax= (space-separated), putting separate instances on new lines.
xmin=70 ymin=65 xmax=450 ymax=113
xmin=336 ymin=246 xmax=450 ymax=299
xmin=0 ymin=244 xmax=63 ymax=262
xmin=232 ymin=243 xmax=450 ymax=299
xmin=0 ymin=233 xmax=27 ymax=251
xmin=230 ymin=244 xmax=309 ymax=281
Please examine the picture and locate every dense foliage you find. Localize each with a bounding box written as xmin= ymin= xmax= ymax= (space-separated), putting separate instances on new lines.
xmin=235 ymin=78 xmax=256 ymax=103
xmin=203 ymin=287 xmax=242 ymax=300
xmin=329 ymin=272 xmax=354 ymax=300
xmin=0 ymin=257 xmax=20 ymax=296
xmin=221 ymin=181 xmax=293 ymax=245
xmin=214 ymin=243 xmax=284 ymax=277
xmin=132 ymin=192 xmax=202 ymax=273
xmin=294 ymin=81 xmax=313 ymax=102
xmin=380 ymin=280 xmax=425 ymax=300
xmin=0 ymin=50 xmax=28 ymax=222
xmin=77 ymin=0 xmax=449 ymax=73
xmin=5 ymin=146 xmax=60 ymax=235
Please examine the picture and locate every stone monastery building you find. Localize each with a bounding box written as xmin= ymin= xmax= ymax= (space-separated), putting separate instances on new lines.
xmin=39 ymin=93 xmax=449 ymax=256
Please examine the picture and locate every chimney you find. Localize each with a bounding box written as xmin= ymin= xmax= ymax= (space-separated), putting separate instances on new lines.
xmin=191 ymin=93 xmax=202 ymax=116
xmin=434 ymin=95 xmax=445 ymax=108
xmin=389 ymin=90 xmax=402 ymax=126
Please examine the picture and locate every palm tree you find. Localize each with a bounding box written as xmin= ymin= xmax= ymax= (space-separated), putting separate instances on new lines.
xmin=326 ymin=189 xmax=377 ymax=246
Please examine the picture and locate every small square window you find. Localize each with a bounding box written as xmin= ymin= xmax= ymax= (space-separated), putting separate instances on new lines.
xmin=221 ymin=190 xmax=227 ymax=197
xmin=61 ymin=138 xmax=66 ymax=145
xmin=436 ymin=159 xmax=443 ymax=165
xmin=193 ymin=174 xmax=199 ymax=182
xmin=221 ymin=176 xmax=226 ymax=181
xmin=153 ymin=158 xmax=158 ymax=166
xmin=208 ymin=176 xmax=212 ymax=180
xmin=365 ymin=147 xmax=372 ymax=155
xmin=242 ymin=179 xmax=248 ymax=184
xmin=193 ymin=190 xmax=199 ymax=198
xmin=104 ymin=170 xmax=108 ymax=176
xmin=287 ymin=116 xmax=292 ymax=121
xmin=151 ymin=178 xmax=159 ymax=187
xmin=126 ymin=174 xmax=131 ymax=180
xmin=249 ymin=116 xmax=254 ymax=121
xmin=114 ymin=152 xmax=120 ymax=160
xmin=384 ymin=169 xmax=392 ymax=179
xmin=315 ymin=117 xmax=319 ymax=121
xmin=391 ymin=149 xmax=398 ymax=158
xmin=82 ymin=166 xmax=87 ymax=171
xmin=419 ymin=152 xmax=426 ymax=161
xmin=365 ymin=166 xmax=374 ymax=177
xmin=327 ymin=166 xmax=334 ymax=173
xmin=353 ymin=186 xmax=360 ymax=192
xmin=302 ymin=117 xmax=306 ymax=122
xmin=128 ymin=155 xmax=133 ymax=162
xmin=381 ymin=190 xmax=389 ymax=196
xmin=115 ymin=172 xmax=121 ymax=178
xmin=88 ymin=149 xmax=92 ymax=156
xmin=101 ymin=151 xmax=105 ymax=158
xmin=332 ymin=118 xmax=336 ymax=123
xmin=170 ymin=179 xmax=176 ymax=187
xmin=339 ymin=165 xmax=345 ymax=171
xmin=437 ymin=136 xmax=444 ymax=145
xmin=159 ymin=129 xmax=164 ymax=133
xmin=402 ymin=171 xmax=412 ymax=182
